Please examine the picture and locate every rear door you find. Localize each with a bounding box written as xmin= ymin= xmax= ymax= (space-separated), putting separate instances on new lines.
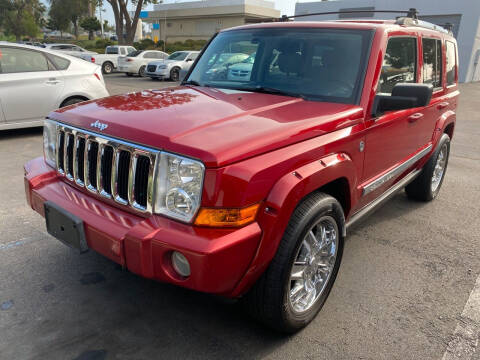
xmin=361 ymin=36 xmax=423 ymax=201
xmin=415 ymin=36 xmax=453 ymax=148
xmin=0 ymin=46 xmax=64 ymax=123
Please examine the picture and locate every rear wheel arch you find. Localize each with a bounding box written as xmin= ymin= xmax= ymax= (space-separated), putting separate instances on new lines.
xmin=444 ymin=122 xmax=455 ymax=139
xmin=59 ymin=95 xmax=89 ymax=108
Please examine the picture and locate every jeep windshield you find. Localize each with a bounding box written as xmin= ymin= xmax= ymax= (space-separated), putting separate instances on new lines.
xmin=186 ymin=28 xmax=373 ymax=104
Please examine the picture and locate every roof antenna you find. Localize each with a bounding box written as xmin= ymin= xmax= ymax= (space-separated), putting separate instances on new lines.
xmin=407 ymin=8 xmax=418 ymax=19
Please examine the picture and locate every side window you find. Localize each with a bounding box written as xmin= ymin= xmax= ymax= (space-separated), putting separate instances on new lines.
xmin=446 ymin=41 xmax=456 ymax=86
xmin=378 ymin=37 xmax=417 ymax=94
xmin=49 ymin=54 xmax=71 ymax=70
xmin=0 ymin=47 xmax=49 ymax=73
xmin=144 ymin=52 xmax=155 ymax=59
xmin=422 ymin=38 xmax=443 ymax=88
xmin=120 ymin=48 xmax=126 ymax=55
xmin=186 ymin=53 xmax=198 ymax=61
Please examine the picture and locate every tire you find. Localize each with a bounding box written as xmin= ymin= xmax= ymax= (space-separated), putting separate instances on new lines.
xmin=60 ymin=97 xmax=85 ymax=108
xmin=405 ymin=133 xmax=450 ymax=201
xmin=138 ymin=65 xmax=146 ymax=77
xmin=102 ymin=62 xmax=113 ymax=74
xmin=170 ymin=67 xmax=180 ymax=81
xmin=243 ymin=192 xmax=345 ymax=333
xmin=125 ymin=72 xmax=133 ymax=77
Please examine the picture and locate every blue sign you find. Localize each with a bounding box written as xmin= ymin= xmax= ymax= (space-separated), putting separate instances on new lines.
xmin=139 ymin=11 xmax=149 ymax=19
xmin=152 ymin=23 xmax=160 ymax=30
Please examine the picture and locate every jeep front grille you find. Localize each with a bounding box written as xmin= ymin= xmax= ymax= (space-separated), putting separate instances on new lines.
xmin=54 ymin=122 xmax=158 ymax=213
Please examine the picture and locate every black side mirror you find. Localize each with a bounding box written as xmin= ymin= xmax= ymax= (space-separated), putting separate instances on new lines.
xmin=373 ymin=83 xmax=433 ymax=116
xmin=186 ymin=59 xmax=193 ymax=62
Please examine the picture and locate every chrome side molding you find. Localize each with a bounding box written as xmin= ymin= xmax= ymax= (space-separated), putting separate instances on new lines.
xmin=346 ymin=169 xmax=422 ymax=231
xmin=362 ymin=144 xmax=432 ymax=196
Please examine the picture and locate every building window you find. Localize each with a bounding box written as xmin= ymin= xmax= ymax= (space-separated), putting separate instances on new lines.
xmin=378 ymin=37 xmax=417 ymax=94
xmin=445 ymin=41 xmax=456 ymax=85
xmin=423 ymin=38 xmax=443 ymax=88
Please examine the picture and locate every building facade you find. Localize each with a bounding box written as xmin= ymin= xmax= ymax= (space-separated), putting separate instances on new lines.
xmin=140 ymin=0 xmax=280 ymax=43
xmin=295 ymin=0 xmax=480 ymax=82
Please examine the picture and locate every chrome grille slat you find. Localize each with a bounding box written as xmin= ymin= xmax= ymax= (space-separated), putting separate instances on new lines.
xmin=54 ymin=122 xmax=158 ymax=214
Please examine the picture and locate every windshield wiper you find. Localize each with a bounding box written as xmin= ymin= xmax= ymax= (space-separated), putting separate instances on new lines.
xmin=183 ymin=80 xmax=201 ymax=86
xmin=243 ymin=86 xmax=306 ymax=100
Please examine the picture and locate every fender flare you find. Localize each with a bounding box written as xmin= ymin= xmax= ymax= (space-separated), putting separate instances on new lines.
xmin=433 ymin=110 xmax=456 ymax=145
xmin=230 ymin=152 xmax=356 ymax=297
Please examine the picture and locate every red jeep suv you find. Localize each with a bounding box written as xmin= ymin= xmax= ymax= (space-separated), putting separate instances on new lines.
xmin=24 ymin=17 xmax=459 ymax=332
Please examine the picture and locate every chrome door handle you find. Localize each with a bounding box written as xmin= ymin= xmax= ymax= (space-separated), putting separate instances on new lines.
xmin=437 ymin=102 xmax=449 ymax=110
xmin=408 ymin=113 xmax=424 ymax=123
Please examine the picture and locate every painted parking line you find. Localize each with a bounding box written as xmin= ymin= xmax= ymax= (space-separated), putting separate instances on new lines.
xmin=0 ymin=238 xmax=35 ymax=251
xmin=442 ymin=274 xmax=480 ymax=359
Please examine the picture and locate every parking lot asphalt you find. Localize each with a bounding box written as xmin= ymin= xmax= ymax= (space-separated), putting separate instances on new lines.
xmin=104 ymin=72 xmax=179 ymax=95
xmin=0 ymin=77 xmax=479 ymax=360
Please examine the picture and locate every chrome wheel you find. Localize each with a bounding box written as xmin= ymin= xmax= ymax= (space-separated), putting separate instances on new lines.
xmin=431 ymin=143 xmax=448 ymax=192
xmin=289 ymin=216 xmax=338 ymax=314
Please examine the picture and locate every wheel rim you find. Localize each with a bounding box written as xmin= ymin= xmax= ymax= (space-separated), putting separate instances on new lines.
xmin=139 ymin=67 xmax=145 ymax=77
xmin=172 ymin=69 xmax=179 ymax=81
xmin=431 ymin=143 xmax=448 ymax=192
xmin=104 ymin=64 xmax=111 ymax=73
xmin=288 ymin=216 xmax=338 ymax=314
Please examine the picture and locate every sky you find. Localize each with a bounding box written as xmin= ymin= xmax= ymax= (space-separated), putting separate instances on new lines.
xmin=41 ymin=0 xmax=299 ymax=26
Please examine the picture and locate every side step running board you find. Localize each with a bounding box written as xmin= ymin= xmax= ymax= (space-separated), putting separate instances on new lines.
xmin=345 ymin=169 xmax=422 ymax=233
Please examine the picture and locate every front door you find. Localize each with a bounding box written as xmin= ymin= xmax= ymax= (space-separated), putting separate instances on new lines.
xmin=361 ymin=36 xmax=423 ymax=203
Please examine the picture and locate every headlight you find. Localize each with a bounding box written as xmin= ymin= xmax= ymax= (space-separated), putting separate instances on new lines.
xmin=43 ymin=119 xmax=57 ymax=168
xmin=154 ymin=152 xmax=205 ymax=222
xmin=158 ymin=65 xmax=167 ymax=69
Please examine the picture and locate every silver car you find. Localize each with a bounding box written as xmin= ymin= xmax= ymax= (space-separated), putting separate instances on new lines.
xmin=43 ymin=43 xmax=97 ymax=59
xmin=145 ymin=51 xmax=200 ymax=81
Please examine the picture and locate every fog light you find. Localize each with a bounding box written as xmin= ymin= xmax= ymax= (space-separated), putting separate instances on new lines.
xmin=171 ymin=251 xmax=191 ymax=277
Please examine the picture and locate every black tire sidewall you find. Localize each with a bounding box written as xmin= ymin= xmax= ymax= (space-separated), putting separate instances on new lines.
xmin=102 ymin=62 xmax=112 ymax=74
xmin=170 ymin=67 xmax=179 ymax=81
xmin=277 ymin=195 xmax=345 ymax=331
xmin=138 ymin=66 xmax=146 ymax=77
xmin=430 ymin=135 xmax=450 ymax=199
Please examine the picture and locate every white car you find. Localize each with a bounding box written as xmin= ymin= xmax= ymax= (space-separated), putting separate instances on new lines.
xmin=0 ymin=42 xmax=109 ymax=130
xmin=117 ymin=50 xmax=169 ymax=77
xmin=81 ymin=45 xmax=137 ymax=74
xmin=227 ymin=52 xmax=256 ymax=81
xmin=43 ymin=43 xmax=97 ymax=59
xmin=145 ymin=51 xmax=199 ymax=81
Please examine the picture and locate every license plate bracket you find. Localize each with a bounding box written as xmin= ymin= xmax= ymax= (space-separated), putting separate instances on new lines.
xmin=44 ymin=201 xmax=88 ymax=253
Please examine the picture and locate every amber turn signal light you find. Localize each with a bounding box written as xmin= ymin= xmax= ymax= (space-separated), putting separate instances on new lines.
xmin=194 ymin=203 xmax=260 ymax=227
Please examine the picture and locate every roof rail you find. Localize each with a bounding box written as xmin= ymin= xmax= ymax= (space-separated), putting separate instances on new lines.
xmin=279 ymin=9 xmax=413 ymax=22
xmin=395 ymin=17 xmax=452 ymax=34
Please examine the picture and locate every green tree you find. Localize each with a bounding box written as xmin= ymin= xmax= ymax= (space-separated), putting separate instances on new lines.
xmin=0 ymin=0 xmax=45 ymax=41
xmin=48 ymin=0 xmax=88 ymax=40
xmin=81 ymin=16 xmax=101 ymax=40
xmin=47 ymin=0 xmax=71 ymax=38
xmin=106 ymin=0 xmax=158 ymax=45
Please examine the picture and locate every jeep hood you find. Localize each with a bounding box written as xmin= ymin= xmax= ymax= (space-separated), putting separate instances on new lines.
xmin=50 ymin=86 xmax=363 ymax=168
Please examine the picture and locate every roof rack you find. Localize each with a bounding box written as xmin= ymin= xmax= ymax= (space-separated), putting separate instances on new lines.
xmin=278 ymin=9 xmax=415 ymax=22
xmin=274 ymin=8 xmax=453 ymax=35
xmin=395 ymin=17 xmax=452 ymax=34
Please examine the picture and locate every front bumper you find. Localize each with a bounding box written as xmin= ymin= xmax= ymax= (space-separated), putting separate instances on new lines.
xmin=24 ymin=157 xmax=261 ymax=296
xmin=145 ymin=69 xmax=169 ymax=78
xmin=117 ymin=64 xmax=137 ymax=73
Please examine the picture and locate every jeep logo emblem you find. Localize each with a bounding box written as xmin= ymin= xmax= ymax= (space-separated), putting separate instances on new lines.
xmin=90 ymin=120 xmax=108 ymax=131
